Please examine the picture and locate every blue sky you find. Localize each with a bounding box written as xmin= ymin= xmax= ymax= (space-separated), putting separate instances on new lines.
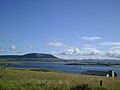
xmin=0 ymin=0 xmax=120 ymax=59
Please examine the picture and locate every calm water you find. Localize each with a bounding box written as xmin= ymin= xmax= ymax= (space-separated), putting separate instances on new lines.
xmin=6 ymin=62 xmax=120 ymax=77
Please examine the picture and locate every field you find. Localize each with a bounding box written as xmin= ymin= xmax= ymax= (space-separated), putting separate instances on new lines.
xmin=0 ymin=67 xmax=120 ymax=90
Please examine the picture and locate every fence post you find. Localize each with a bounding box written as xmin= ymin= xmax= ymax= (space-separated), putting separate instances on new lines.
xmin=100 ymin=80 xmax=102 ymax=86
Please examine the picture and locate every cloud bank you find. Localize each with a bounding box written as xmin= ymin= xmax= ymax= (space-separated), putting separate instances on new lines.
xmin=0 ymin=45 xmax=16 ymax=53
xmin=9 ymin=45 xmax=16 ymax=51
xmin=60 ymin=48 xmax=101 ymax=55
xmin=57 ymin=47 xmax=120 ymax=59
xmin=0 ymin=47 xmax=6 ymax=52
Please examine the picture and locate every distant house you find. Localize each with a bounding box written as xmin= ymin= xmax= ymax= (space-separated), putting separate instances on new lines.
xmin=81 ymin=70 xmax=117 ymax=77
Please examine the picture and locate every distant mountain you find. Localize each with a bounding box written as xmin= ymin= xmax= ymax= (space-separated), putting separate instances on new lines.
xmin=0 ymin=53 xmax=64 ymax=62
xmin=68 ymin=59 xmax=120 ymax=63
xmin=80 ymin=59 xmax=120 ymax=63
xmin=22 ymin=53 xmax=57 ymax=58
xmin=0 ymin=53 xmax=57 ymax=59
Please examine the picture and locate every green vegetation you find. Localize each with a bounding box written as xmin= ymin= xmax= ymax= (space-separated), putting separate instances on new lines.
xmin=66 ymin=62 xmax=120 ymax=66
xmin=0 ymin=67 xmax=120 ymax=90
xmin=0 ymin=61 xmax=20 ymax=65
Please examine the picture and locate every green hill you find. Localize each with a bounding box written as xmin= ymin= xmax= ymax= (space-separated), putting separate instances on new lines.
xmin=22 ymin=53 xmax=57 ymax=58
xmin=0 ymin=53 xmax=64 ymax=62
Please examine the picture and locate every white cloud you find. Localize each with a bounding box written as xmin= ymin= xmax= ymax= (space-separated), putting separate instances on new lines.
xmin=82 ymin=36 xmax=102 ymax=41
xmin=106 ymin=46 xmax=120 ymax=58
xmin=29 ymin=46 xmax=33 ymax=49
xmin=0 ymin=45 xmax=16 ymax=53
xmin=109 ymin=46 xmax=120 ymax=50
xmin=83 ymin=44 xmax=93 ymax=47
xmin=57 ymin=47 xmax=120 ymax=59
xmin=106 ymin=50 xmax=120 ymax=58
xmin=60 ymin=48 xmax=101 ymax=56
xmin=9 ymin=45 xmax=16 ymax=51
xmin=51 ymin=51 xmax=57 ymax=54
xmin=60 ymin=48 xmax=80 ymax=55
xmin=0 ymin=47 xmax=6 ymax=52
xmin=100 ymin=42 xmax=120 ymax=46
xmin=81 ymin=48 xmax=101 ymax=55
xmin=48 ymin=41 xmax=64 ymax=46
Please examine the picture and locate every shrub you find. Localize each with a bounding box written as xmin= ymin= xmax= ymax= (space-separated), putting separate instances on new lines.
xmin=70 ymin=84 xmax=92 ymax=90
xmin=96 ymin=87 xmax=107 ymax=90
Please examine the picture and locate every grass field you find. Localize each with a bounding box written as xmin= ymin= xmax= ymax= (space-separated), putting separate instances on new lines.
xmin=0 ymin=67 xmax=120 ymax=90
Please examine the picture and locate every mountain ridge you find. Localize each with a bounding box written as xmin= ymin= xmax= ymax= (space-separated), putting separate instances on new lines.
xmin=0 ymin=53 xmax=57 ymax=59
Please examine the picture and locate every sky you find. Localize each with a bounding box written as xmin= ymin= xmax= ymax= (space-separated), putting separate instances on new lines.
xmin=0 ymin=0 xmax=120 ymax=59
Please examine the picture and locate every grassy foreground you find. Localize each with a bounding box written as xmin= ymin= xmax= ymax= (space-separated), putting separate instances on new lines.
xmin=0 ymin=67 xmax=120 ymax=90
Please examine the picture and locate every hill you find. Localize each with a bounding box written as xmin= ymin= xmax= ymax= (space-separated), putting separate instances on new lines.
xmin=0 ymin=53 xmax=64 ymax=62
xmin=0 ymin=53 xmax=57 ymax=58
xmin=22 ymin=53 xmax=57 ymax=58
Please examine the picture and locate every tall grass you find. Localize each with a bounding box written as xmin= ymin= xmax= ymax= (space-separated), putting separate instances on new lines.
xmin=0 ymin=67 xmax=120 ymax=90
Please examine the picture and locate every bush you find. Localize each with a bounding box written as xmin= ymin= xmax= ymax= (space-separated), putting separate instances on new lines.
xmin=70 ymin=84 xmax=92 ymax=90
xmin=96 ymin=87 xmax=107 ymax=90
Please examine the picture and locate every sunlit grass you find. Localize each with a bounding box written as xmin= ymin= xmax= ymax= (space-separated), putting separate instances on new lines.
xmin=0 ymin=67 xmax=120 ymax=90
